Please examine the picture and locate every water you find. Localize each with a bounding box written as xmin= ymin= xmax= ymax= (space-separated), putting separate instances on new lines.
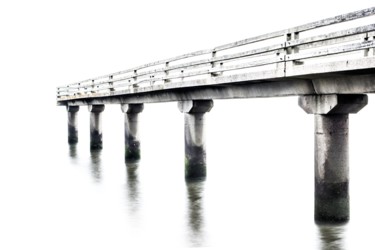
xmin=3 ymin=0 xmax=375 ymax=248
xmin=2 ymin=97 xmax=375 ymax=249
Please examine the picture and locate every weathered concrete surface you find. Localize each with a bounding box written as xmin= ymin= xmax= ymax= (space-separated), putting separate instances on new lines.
xmin=178 ymin=100 xmax=213 ymax=180
xmin=58 ymin=74 xmax=375 ymax=107
xmin=299 ymin=94 xmax=367 ymax=223
xmin=312 ymin=74 xmax=375 ymax=95
xmin=314 ymin=114 xmax=349 ymax=223
xmin=60 ymin=79 xmax=315 ymax=106
xmin=67 ymin=106 xmax=79 ymax=144
xmin=88 ymin=105 xmax=105 ymax=150
xmin=121 ymin=104 xmax=144 ymax=163
xmin=299 ymin=94 xmax=368 ymax=114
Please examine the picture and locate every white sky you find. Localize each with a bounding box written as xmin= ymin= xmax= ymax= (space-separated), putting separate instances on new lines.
xmin=1 ymin=1 xmax=375 ymax=249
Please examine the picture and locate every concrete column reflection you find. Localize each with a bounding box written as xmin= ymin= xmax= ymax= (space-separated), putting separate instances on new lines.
xmin=125 ymin=162 xmax=140 ymax=214
xmin=186 ymin=179 xmax=206 ymax=247
xmin=316 ymin=223 xmax=346 ymax=250
xmin=69 ymin=143 xmax=77 ymax=159
xmin=90 ymin=149 xmax=102 ymax=182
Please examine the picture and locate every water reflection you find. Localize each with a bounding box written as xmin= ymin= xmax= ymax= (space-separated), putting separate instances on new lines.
xmin=317 ymin=223 xmax=347 ymax=250
xmin=125 ymin=162 xmax=140 ymax=214
xmin=90 ymin=149 xmax=102 ymax=182
xmin=186 ymin=179 xmax=206 ymax=247
xmin=68 ymin=143 xmax=77 ymax=159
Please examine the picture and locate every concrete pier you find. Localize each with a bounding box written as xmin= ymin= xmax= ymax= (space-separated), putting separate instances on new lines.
xmin=121 ymin=104 xmax=144 ymax=163
xmin=88 ymin=105 xmax=105 ymax=150
xmin=67 ymin=106 xmax=79 ymax=144
xmin=299 ymin=94 xmax=368 ymax=223
xmin=178 ymin=100 xmax=213 ymax=180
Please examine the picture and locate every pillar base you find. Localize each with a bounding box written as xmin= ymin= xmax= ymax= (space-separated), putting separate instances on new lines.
xmin=299 ymin=94 xmax=367 ymax=223
xmin=185 ymin=143 xmax=207 ymax=180
xmin=315 ymin=180 xmax=349 ymax=223
xmin=90 ymin=131 xmax=103 ymax=150
xmin=89 ymin=105 xmax=105 ymax=150
xmin=122 ymin=104 xmax=144 ymax=163
xmin=178 ymin=100 xmax=213 ymax=180
xmin=67 ymin=106 xmax=79 ymax=144
xmin=184 ymin=112 xmax=207 ymax=180
xmin=68 ymin=133 xmax=78 ymax=144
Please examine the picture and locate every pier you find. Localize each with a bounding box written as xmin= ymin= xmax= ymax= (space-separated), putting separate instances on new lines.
xmin=57 ymin=7 xmax=375 ymax=223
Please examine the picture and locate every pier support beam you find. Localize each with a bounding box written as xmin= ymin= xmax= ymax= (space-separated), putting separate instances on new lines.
xmin=88 ymin=105 xmax=105 ymax=150
xmin=67 ymin=106 xmax=79 ymax=144
xmin=178 ymin=100 xmax=214 ymax=180
xmin=121 ymin=104 xmax=144 ymax=163
xmin=299 ymin=94 xmax=367 ymax=223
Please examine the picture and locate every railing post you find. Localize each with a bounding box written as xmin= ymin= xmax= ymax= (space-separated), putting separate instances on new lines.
xmin=133 ymin=70 xmax=138 ymax=88
xmin=88 ymin=105 xmax=105 ymax=150
xmin=178 ymin=100 xmax=214 ymax=180
xmin=181 ymin=70 xmax=184 ymax=82
xmin=109 ymin=75 xmax=115 ymax=92
xmin=90 ymin=79 xmax=95 ymax=94
xmin=211 ymin=51 xmax=223 ymax=77
xmin=299 ymin=94 xmax=368 ymax=223
xmin=121 ymin=104 xmax=144 ymax=163
xmin=164 ymin=62 xmax=170 ymax=84
xmin=286 ymin=32 xmax=299 ymax=54
xmin=365 ymin=32 xmax=375 ymax=57
xmin=285 ymin=32 xmax=302 ymax=75
xmin=67 ymin=106 xmax=79 ymax=144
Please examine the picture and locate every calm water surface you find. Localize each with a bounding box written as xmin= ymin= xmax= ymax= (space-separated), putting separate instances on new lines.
xmin=2 ymin=98 xmax=375 ymax=249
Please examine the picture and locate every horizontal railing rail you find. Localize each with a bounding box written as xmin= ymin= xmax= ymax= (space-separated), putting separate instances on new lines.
xmin=57 ymin=7 xmax=375 ymax=101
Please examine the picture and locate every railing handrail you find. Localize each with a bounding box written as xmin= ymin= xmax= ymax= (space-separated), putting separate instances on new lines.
xmin=57 ymin=7 xmax=375 ymax=101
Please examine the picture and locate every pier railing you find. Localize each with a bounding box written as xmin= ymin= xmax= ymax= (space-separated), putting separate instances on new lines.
xmin=57 ymin=7 xmax=375 ymax=102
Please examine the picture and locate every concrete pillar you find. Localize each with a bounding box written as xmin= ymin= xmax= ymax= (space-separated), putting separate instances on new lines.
xmin=121 ymin=104 xmax=144 ymax=163
xmin=299 ymin=94 xmax=367 ymax=223
xmin=88 ymin=105 xmax=105 ymax=150
xmin=178 ymin=100 xmax=214 ymax=180
xmin=67 ymin=106 xmax=79 ymax=144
